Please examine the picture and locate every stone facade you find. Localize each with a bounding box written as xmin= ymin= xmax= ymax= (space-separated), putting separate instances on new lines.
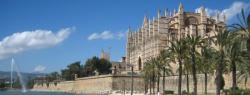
xmin=126 ymin=3 xmax=225 ymax=71
xmin=33 ymin=75 xmax=145 ymax=94
xmin=111 ymin=57 xmax=127 ymax=75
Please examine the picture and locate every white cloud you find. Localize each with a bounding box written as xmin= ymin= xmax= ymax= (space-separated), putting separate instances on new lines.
xmin=0 ymin=27 xmax=73 ymax=60
xmin=88 ymin=30 xmax=126 ymax=40
xmin=117 ymin=32 xmax=126 ymax=39
xmin=195 ymin=1 xmax=250 ymax=22
xmin=34 ymin=65 xmax=46 ymax=73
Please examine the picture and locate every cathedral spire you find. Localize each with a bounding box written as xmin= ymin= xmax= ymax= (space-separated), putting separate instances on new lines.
xmin=178 ymin=2 xmax=184 ymax=14
xmin=157 ymin=9 xmax=161 ymax=18
xmin=200 ymin=6 xmax=206 ymax=16
xmin=143 ymin=15 xmax=148 ymax=26
xmin=216 ymin=12 xmax=220 ymax=23
xmin=173 ymin=9 xmax=176 ymax=15
xmin=200 ymin=6 xmax=207 ymax=23
xmin=164 ymin=9 xmax=168 ymax=17
xmin=223 ymin=13 xmax=226 ymax=22
xmin=128 ymin=26 xmax=131 ymax=32
xmin=127 ymin=26 xmax=131 ymax=38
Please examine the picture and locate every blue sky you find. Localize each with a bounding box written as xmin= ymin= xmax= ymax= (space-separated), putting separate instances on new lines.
xmin=0 ymin=0 xmax=249 ymax=73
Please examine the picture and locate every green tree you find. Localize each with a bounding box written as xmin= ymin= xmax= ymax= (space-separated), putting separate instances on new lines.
xmin=160 ymin=50 xmax=173 ymax=93
xmin=183 ymin=57 xmax=191 ymax=93
xmin=97 ymin=58 xmax=112 ymax=74
xmin=0 ymin=79 xmax=6 ymax=89
xmin=154 ymin=50 xmax=173 ymax=94
xmin=46 ymin=72 xmax=60 ymax=82
xmin=61 ymin=61 xmax=82 ymax=80
xmin=214 ymin=29 xmax=231 ymax=95
xmin=61 ymin=69 xmax=71 ymax=80
xmin=185 ymin=35 xmax=203 ymax=95
xmin=169 ymin=38 xmax=188 ymax=95
xmin=237 ymin=51 xmax=250 ymax=88
xmin=199 ymin=41 xmax=216 ymax=94
xmin=26 ymin=76 xmax=34 ymax=89
xmin=150 ymin=58 xmax=157 ymax=94
xmin=83 ymin=58 xmax=96 ymax=76
xmin=231 ymin=9 xmax=250 ymax=56
xmin=142 ymin=58 xmax=162 ymax=94
xmin=231 ymin=9 xmax=250 ymax=92
xmin=83 ymin=56 xmax=112 ymax=76
xmin=142 ymin=60 xmax=154 ymax=95
xmin=12 ymin=77 xmax=21 ymax=89
xmin=226 ymin=32 xmax=245 ymax=93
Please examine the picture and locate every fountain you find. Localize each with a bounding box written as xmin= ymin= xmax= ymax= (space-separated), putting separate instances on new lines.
xmin=10 ymin=59 xmax=13 ymax=89
xmin=10 ymin=58 xmax=27 ymax=93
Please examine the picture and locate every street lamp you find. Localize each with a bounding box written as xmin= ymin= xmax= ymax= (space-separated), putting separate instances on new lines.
xmin=127 ymin=63 xmax=134 ymax=95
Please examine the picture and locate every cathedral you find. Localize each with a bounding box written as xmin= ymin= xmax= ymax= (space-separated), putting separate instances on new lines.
xmin=126 ymin=3 xmax=225 ymax=72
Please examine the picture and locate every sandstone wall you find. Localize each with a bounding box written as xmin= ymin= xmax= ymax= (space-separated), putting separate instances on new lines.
xmin=33 ymin=74 xmax=250 ymax=94
xmin=159 ymin=74 xmax=250 ymax=93
xmin=72 ymin=75 xmax=113 ymax=93
xmin=33 ymin=75 xmax=144 ymax=93
xmin=112 ymin=75 xmax=144 ymax=91
xmin=33 ymin=81 xmax=74 ymax=92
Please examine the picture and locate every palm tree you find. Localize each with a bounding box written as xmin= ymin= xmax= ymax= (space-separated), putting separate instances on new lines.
xmin=199 ymin=42 xmax=216 ymax=94
xmin=230 ymin=9 xmax=250 ymax=92
xmin=141 ymin=58 xmax=158 ymax=94
xmin=231 ymin=9 xmax=250 ymax=55
xmin=142 ymin=61 xmax=153 ymax=94
xmin=151 ymin=58 xmax=157 ymax=94
xmin=213 ymin=29 xmax=231 ymax=95
xmin=185 ymin=35 xmax=203 ymax=95
xmin=142 ymin=59 xmax=155 ymax=94
xmin=154 ymin=57 xmax=162 ymax=94
xmin=237 ymin=51 xmax=250 ymax=88
xmin=183 ymin=57 xmax=191 ymax=93
xmin=158 ymin=50 xmax=173 ymax=93
xmin=226 ymin=32 xmax=244 ymax=93
xmin=168 ymin=38 xmax=188 ymax=95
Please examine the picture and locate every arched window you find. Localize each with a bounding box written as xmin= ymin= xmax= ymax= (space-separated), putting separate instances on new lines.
xmin=185 ymin=17 xmax=199 ymax=36
xmin=185 ymin=17 xmax=198 ymax=25
xmin=138 ymin=57 xmax=142 ymax=70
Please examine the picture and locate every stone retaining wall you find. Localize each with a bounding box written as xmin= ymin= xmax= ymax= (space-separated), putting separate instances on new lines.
xmin=33 ymin=75 xmax=145 ymax=93
xmin=33 ymin=74 xmax=250 ymax=94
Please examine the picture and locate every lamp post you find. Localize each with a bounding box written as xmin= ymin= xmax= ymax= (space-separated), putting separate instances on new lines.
xmin=127 ymin=63 xmax=134 ymax=95
xmin=123 ymin=80 xmax=125 ymax=95
xmin=131 ymin=66 xmax=133 ymax=95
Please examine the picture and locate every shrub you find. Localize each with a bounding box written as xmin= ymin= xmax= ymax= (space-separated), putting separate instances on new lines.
xmin=164 ymin=90 xmax=174 ymax=94
xmin=228 ymin=89 xmax=250 ymax=95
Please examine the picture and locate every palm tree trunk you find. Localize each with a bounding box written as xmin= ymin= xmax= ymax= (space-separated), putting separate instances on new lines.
xmin=178 ymin=58 xmax=183 ymax=95
xmin=232 ymin=60 xmax=237 ymax=94
xmin=216 ymin=53 xmax=224 ymax=95
xmin=157 ymin=73 xmax=160 ymax=93
xmin=153 ymin=78 xmax=155 ymax=94
xmin=191 ymin=48 xmax=197 ymax=95
xmin=150 ymin=79 xmax=152 ymax=95
xmin=145 ymin=80 xmax=148 ymax=94
xmin=186 ymin=71 xmax=190 ymax=93
xmin=247 ymin=39 xmax=250 ymax=52
xmin=216 ymin=64 xmax=223 ymax=95
xmin=204 ymin=72 xmax=208 ymax=94
xmin=192 ymin=64 xmax=197 ymax=95
xmin=153 ymin=72 xmax=155 ymax=94
xmin=191 ymin=46 xmax=197 ymax=95
xmin=163 ymin=68 xmax=166 ymax=93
